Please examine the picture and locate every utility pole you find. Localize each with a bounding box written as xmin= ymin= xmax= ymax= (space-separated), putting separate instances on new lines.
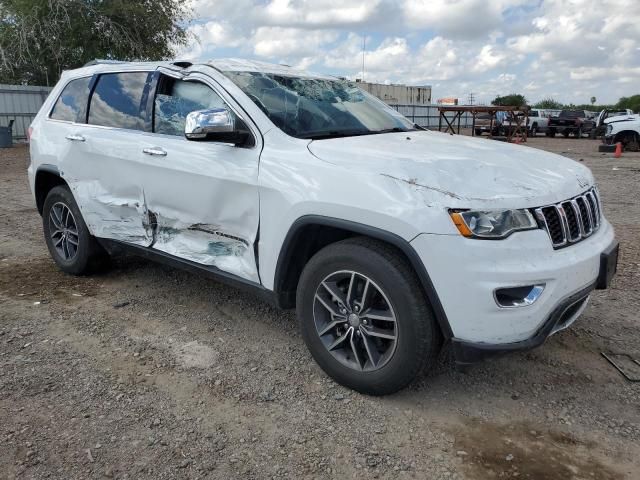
xmin=362 ymin=36 xmax=366 ymax=82
xmin=467 ymin=92 xmax=475 ymax=106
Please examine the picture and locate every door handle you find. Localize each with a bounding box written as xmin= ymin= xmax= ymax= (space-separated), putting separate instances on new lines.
xmin=65 ymin=134 xmax=85 ymax=142
xmin=142 ymin=147 xmax=167 ymax=156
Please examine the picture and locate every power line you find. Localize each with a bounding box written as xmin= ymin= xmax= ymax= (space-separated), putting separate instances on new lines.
xmin=467 ymin=92 xmax=475 ymax=106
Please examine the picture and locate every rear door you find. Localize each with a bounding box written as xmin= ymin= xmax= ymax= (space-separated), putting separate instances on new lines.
xmin=133 ymin=70 xmax=262 ymax=283
xmin=61 ymin=70 xmax=157 ymax=246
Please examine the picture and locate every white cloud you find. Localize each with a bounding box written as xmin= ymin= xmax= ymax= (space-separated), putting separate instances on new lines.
xmin=184 ymin=0 xmax=640 ymax=104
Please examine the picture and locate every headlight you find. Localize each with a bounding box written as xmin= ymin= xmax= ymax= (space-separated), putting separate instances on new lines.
xmin=449 ymin=209 xmax=538 ymax=239
xmin=606 ymin=124 xmax=613 ymax=135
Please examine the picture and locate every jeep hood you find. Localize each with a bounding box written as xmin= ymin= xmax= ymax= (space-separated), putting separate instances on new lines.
xmin=307 ymin=130 xmax=594 ymax=208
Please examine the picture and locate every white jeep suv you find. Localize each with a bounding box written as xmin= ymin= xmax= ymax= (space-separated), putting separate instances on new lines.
xmin=28 ymin=59 xmax=618 ymax=394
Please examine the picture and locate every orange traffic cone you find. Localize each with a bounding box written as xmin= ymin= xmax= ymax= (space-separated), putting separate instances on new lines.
xmin=614 ymin=142 xmax=622 ymax=158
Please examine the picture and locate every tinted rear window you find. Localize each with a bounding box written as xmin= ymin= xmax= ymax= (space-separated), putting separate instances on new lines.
xmin=50 ymin=77 xmax=92 ymax=122
xmin=88 ymin=72 xmax=152 ymax=130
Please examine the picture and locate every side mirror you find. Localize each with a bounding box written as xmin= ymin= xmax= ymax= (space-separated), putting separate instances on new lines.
xmin=185 ymin=108 xmax=234 ymax=140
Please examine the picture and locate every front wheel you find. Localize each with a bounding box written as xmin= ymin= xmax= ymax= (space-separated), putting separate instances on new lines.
xmin=42 ymin=185 xmax=108 ymax=275
xmin=296 ymin=238 xmax=441 ymax=395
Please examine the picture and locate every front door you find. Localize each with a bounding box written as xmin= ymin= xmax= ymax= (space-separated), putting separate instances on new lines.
xmin=134 ymin=71 xmax=262 ymax=283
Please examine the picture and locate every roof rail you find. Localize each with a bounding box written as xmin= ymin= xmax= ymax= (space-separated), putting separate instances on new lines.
xmin=83 ymin=59 xmax=127 ymax=67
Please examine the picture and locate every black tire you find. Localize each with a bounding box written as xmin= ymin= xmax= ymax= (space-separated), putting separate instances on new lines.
xmin=622 ymin=132 xmax=640 ymax=152
xmin=296 ymin=237 xmax=442 ymax=395
xmin=563 ymin=130 xmax=570 ymax=138
xmin=548 ymin=129 xmax=556 ymax=138
xmin=530 ymin=124 xmax=537 ymax=137
xmin=42 ymin=185 xmax=108 ymax=275
xmin=474 ymin=128 xmax=482 ymax=136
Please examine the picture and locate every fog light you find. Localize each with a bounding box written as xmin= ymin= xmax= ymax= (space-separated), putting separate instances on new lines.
xmin=494 ymin=284 xmax=545 ymax=308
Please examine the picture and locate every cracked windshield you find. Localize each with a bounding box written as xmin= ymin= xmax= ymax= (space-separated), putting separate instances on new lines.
xmin=224 ymin=71 xmax=416 ymax=139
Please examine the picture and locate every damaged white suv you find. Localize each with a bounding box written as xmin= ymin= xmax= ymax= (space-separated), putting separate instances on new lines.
xmin=29 ymin=59 xmax=618 ymax=394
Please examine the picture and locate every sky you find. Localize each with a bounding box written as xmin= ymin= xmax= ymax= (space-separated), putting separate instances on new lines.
xmin=177 ymin=0 xmax=640 ymax=105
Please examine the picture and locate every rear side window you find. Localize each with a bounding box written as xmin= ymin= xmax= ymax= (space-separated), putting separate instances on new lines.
xmin=50 ymin=77 xmax=91 ymax=122
xmin=154 ymin=77 xmax=227 ymax=136
xmin=88 ymin=72 xmax=152 ymax=131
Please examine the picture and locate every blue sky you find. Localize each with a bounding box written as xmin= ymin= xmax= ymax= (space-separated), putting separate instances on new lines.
xmin=179 ymin=0 xmax=640 ymax=105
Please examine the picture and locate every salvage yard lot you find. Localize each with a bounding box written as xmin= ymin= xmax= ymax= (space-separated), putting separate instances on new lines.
xmin=1 ymin=138 xmax=639 ymax=479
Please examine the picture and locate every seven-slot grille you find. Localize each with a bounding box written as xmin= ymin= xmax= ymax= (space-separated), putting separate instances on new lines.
xmin=534 ymin=188 xmax=601 ymax=248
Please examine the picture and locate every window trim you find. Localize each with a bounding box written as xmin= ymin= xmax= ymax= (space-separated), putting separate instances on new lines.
xmin=47 ymin=75 xmax=94 ymax=124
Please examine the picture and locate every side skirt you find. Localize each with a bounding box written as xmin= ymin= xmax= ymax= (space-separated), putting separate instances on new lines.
xmin=98 ymin=238 xmax=278 ymax=307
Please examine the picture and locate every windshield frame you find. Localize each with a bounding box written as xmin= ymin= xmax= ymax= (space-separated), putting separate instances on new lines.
xmin=221 ymin=70 xmax=417 ymax=140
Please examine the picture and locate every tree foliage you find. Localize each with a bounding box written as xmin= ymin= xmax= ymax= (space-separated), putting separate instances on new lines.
xmin=0 ymin=0 xmax=192 ymax=85
xmin=532 ymin=97 xmax=563 ymax=109
xmin=491 ymin=94 xmax=527 ymax=107
xmin=616 ymin=95 xmax=640 ymax=113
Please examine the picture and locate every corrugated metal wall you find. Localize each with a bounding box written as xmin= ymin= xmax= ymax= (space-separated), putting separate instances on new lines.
xmin=0 ymin=84 xmax=53 ymax=140
xmin=358 ymin=81 xmax=432 ymax=105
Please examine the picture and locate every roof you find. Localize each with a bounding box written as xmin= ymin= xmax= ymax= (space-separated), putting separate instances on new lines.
xmin=206 ymin=58 xmax=335 ymax=79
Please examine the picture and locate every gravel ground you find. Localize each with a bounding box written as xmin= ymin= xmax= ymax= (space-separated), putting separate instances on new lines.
xmin=1 ymin=137 xmax=639 ymax=480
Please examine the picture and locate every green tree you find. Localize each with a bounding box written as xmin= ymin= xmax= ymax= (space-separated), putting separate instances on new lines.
xmin=616 ymin=95 xmax=640 ymax=113
xmin=491 ymin=94 xmax=527 ymax=107
xmin=0 ymin=0 xmax=192 ymax=86
xmin=533 ymin=97 xmax=563 ymax=109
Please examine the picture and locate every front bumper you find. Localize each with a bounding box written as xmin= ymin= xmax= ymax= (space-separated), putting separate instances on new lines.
xmin=452 ymin=281 xmax=594 ymax=365
xmin=411 ymin=219 xmax=617 ymax=350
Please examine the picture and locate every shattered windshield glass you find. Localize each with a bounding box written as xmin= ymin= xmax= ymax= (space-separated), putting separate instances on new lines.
xmin=224 ymin=71 xmax=416 ymax=139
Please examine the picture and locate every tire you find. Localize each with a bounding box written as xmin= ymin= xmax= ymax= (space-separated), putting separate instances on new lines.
xmin=575 ymin=127 xmax=582 ymax=138
xmin=530 ymin=124 xmax=537 ymax=137
xmin=296 ymin=237 xmax=442 ymax=395
xmin=474 ymin=128 xmax=482 ymax=136
xmin=42 ymin=185 xmax=108 ymax=275
xmin=548 ymin=129 xmax=556 ymax=138
xmin=622 ymin=132 xmax=640 ymax=152
xmin=563 ymin=130 xmax=570 ymax=138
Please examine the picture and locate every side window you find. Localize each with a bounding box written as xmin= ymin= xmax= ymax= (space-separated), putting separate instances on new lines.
xmin=88 ymin=72 xmax=152 ymax=131
xmin=50 ymin=77 xmax=92 ymax=122
xmin=154 ymin=77 xmax=227 ymax=136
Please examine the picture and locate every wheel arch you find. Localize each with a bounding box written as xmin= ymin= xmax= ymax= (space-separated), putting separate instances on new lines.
xmin=35 ymin=165 xmax=68 ymax=215
xmin=273 ymin=215 xmax=453 ymax=340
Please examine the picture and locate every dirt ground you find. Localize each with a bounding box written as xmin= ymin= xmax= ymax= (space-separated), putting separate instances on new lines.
xmin=1 ymin=136 xmax=639 ymax=480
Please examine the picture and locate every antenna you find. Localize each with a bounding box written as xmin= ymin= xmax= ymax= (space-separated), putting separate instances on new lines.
xmin=362 ymin=36 xmax=366 ymax=82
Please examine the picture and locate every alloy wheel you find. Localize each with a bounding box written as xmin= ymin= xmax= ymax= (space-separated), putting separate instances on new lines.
xmin=313 ymin=270 xmax=398 ymax=372
xmin=49 ymin=202 xmax=79 ymax=261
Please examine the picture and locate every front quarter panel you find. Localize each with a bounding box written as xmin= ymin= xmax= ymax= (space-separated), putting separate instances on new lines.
xmin=257 ymin=129 xmax=458 ymax=290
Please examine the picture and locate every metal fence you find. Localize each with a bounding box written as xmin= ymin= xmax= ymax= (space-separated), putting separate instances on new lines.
xmin=0 ymin=84 xmax=53 ymax=140
xmin=388 ymin=104 xmax=475 ymax=129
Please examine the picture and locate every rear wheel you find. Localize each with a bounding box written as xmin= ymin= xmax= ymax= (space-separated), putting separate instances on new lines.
xmin=563 ymin=130 xmax=570 ymax=138
xmin=296 ymin=238 xmax=441 ymax=395
xmin=42 ymin=185 xmax=108 ymax=275
xmin=530 ymin=124 xmax=538 ymax=136
xmin=548 ymin=129 xmax=556 ymax=138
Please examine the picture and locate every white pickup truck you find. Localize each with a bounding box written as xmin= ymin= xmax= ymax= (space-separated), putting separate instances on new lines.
xmin=501 ymin=109 xmax=550 ymax=137
xmin=604 ymin=113 xmax=640 ymax=151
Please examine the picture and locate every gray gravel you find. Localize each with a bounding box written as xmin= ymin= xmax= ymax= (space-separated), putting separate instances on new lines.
xmin=1 ymin=138 xmax=639 ymax=479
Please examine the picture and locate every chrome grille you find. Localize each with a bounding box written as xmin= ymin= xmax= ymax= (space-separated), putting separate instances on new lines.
xmin=535 ymin=188 xmax=601 ymax=248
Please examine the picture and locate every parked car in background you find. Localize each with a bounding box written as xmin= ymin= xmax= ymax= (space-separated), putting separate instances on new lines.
xmin=604 ymin=115 xmax=640 ymax=151
xmin=28 ymin=59 xmax=618 ymax=394
xmin=474 ymin=113 xmax=503 ymax=136
xmin=502 ymin=110 xmax=549 ymax=137
xmin=548 ymin=110 xmax=595 ymax=138
xmin=592 ymin=109 xmax=635 ymax=138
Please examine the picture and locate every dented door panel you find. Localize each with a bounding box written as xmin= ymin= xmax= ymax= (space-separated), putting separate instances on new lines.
xmin=132 ymin=132 xmax=261 ymax=283
xmin=59 ymin=126 xmax=155 ymax=246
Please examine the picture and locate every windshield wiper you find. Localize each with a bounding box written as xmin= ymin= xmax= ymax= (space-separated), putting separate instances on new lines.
xmin=301 ymin=127 xmax=415 ymax=140
xmin=301 ymin=130 xmax=372 ymax=140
